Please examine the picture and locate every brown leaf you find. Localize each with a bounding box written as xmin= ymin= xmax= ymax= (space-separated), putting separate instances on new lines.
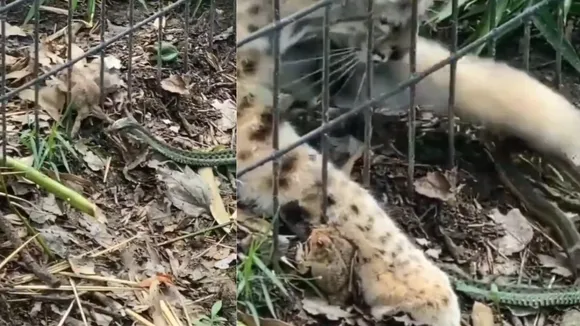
xmin=471 ymin=301 xmax=494 ymax=326
xmin=413 ymin=171 xmax=456 ymax=202
xmin=18 ymin=86 xmax=65 ymax=121
xmin=160 ymin=75 xmax=192 ymax=95
xmin=488 ymin=208 xmax=534 ymax=256
xmin=301 ymin=296 xmax=353 ymax=320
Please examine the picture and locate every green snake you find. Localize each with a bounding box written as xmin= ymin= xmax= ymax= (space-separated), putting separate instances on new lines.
xmin=107 ymin=117 xmax=235 ymax=167
xmin=440 ymin=265 xmax=580 ymax=308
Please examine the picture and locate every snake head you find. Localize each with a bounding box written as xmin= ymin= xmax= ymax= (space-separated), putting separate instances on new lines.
xmin=106 ymin=116 xmax=140 ymax=133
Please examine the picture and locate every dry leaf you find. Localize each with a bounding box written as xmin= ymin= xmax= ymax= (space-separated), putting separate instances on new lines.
xmin=214 ymin=253 xmax=236 ymax=269
xmin=213 ymin=26 xmax=233 ymax=41
xmin=18 ymin=86 xmax=64 ymax=121
xmin=425 ymin=248 xmax=441 ymax=259
xmin=211 ymin=99 xmax=236 ymax=130
xmin=301 ymin=296 xmax=353 ymax=320
xmin=237 ymin=312 xmax=295 ymax=326
xmin=68 ymin=256 xmax=96 ymax=275
xmin=561 ymin=309 xmax=580 ymax=326
xmin=413 ymin=171 xmax=459 ymax=202
xmin=5 ymin=55 xmax=17 ymax=66
xmin=157 ymin=166 xmax=211 ymax=217
xmin=471 ymin=301 xmax=494 ymax=326
xmin=537 ymin=253 xmax=573 ymax=277
xmin=160 ymin=75 xmax=192 ymax=95
xmin=488 ymin=208 xmax=534 ymax=256
xmin=199 ymin=167 xmax=232 ymax=231
xmin=6 ymin=22 xmax=27 ymax=37
xmin=138 ymin=273 xmax=174 ymax=288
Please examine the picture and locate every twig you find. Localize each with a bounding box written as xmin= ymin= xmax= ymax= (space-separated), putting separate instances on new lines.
xmin=20 ymin=294 xmax=124 ymax=319
xmin=157 ymin=220 xmax=234 ymax=246
xmin=0 ymin=211 xmax=61 ymax=288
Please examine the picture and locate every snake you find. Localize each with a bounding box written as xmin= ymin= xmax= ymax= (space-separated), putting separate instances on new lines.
xmin=107 ymin=117 xmax=235 ymax=167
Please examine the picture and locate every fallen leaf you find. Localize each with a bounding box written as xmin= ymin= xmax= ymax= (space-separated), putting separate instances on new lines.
xmin=39 ymin=225 xmax=74 ymax=258
xmin=415 ymin=238 xmax=431 ymax=247
xmin=157 ymin=273 xmax=174 ymax=286
xmin=302 ymin=296 xmax=353 ymax=320
xmin=537 ymin=253 xmax=573 ymax=277
xmin=158 ymin=166 xmax=211 ymax=217
xmin=488 ymin=208 xmax=534 ymax=256
xmin=237 ymin=312 xmax=295 ymax=326
xmin=561 ymin=309 xmax=580 ymax=326
xmin=5 ymin=55 xmax=17 ymax=66
xmin=214 ymin=253 xmax=236 ymax=269
xmin=91 ymin=311 xmax=113 ymax=326
xmin=104 ymin=55 xmax=123 ymax=69
xmin=18 ymin=86 xmax=65 ymax=121
xmin=40 ymin=194 xmax=63 ymax=216
xmin=68 ymin=256 xmax=96 ymax=275
xmin=160 ymin=75 xmax=192 ymax=95
xmin=471 ymin=301 xmax=494 ymax=326
xmin=29 ymin=209 xmax=57 ymax=224
xmin=199 ymin=167 xmax=233 ymax=232
xmin=213 ymin=26 xmax=233 ymax=41
xmin=6 ymin=22 xmax=27 ymax=37
xmin=425 ymin=248 xmax=441 ymax=259
xmin=413 ymin=171 xmax=458 ymax=202
xmin=211 ymin=99 xmax=236 ymax=131
xmin=83 ymin=151 xmax=107 ymax=171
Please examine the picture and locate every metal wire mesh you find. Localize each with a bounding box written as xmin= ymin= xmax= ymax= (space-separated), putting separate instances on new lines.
xmin=235 ymin=0 xmax=565 ymax=240
xmin=0 ymin=0 xmax=218 ymax=164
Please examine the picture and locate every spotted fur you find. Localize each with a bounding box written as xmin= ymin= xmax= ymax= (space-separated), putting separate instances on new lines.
xmin=237 ymin=0 xmax=462 ymax=325
xmin=237 ymin=82 xmax=460 ymax=326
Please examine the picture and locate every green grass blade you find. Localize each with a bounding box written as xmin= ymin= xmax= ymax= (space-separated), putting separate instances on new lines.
xmin=243 ymin=302 xmax=261 ymax=326
xmin=259 ymin=279 xmax=277 ymax=319
xmin=23 ymin=0 xmax=46 ymax=25
xmin=426 ymin=0 xmax=472 ymax=24
xmin=58 ymin=148 xmax=71 ymax=174
xmin=251 ymin=255 xmax=289 ymax=297
xmin=532 ymin=7 xmax=580 ymax=73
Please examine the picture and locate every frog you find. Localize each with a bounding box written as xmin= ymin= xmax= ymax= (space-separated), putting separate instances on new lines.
xmin=297 ymin=227 xmax=357 ymax=306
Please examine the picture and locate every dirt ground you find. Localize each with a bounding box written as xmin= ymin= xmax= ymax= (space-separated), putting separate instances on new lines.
xmin=1 ymin=1 xmax=236 ymax=325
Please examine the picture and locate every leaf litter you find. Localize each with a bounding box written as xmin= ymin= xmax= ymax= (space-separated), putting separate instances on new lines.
xmin=0 ymin=2 xmax=236 ymax=326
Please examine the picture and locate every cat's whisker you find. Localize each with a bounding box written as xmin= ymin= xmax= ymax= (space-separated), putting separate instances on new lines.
xmin=332 ymin=60 xmax=359 ymax=97
xmin=302 ymin=55 xmax=358 ymax=92
xmin=282 ymin=53 xmax=356 ymax=89
xmin=312 ymin=57 xmax=360 ymax=102
xmin=282 ymin=49 xmax=355 ymax=65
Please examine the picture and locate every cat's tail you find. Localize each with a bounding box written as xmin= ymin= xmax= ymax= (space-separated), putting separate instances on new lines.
xmin=386 ymin=36 xmax=580 ymax=163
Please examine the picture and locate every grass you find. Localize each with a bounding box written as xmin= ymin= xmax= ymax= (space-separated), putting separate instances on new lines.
xmin=19 ymin=122 xmax=80 ymax=176
xmin=193 ymin=301 xmax=229 ymax=326
xmin=425 ymin=0 xmax=580 ymax=72
xmin=236 ymin=235 xmax=290 ymax=321
xmin=23 ymin=0 xmax=151 ymax=27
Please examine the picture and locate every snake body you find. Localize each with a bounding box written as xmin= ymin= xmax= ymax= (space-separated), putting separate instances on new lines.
xmin=108 ymin=117 xmax=235 ymax=167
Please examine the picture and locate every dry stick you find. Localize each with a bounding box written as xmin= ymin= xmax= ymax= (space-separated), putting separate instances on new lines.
xmin=157 ymin=220 xmax=234 ymax=246
xmin=26 ymin=294 xmax=124 ymax=319
xmin=0 ymin=211 xmax=61 ymax=287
